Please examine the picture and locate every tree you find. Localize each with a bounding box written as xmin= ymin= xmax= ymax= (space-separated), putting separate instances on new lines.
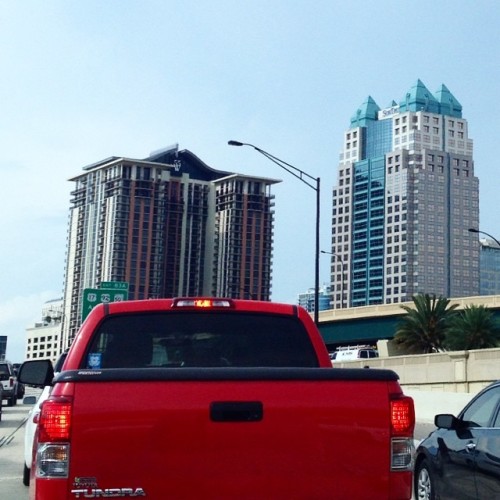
xmin=444 ymin=304 xmax=500 ymax=351
xmin=394 ymin=294 xmax=458 ymax=354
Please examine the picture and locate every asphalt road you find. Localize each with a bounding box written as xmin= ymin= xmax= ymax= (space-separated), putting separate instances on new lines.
xmin=0 ymin=397 xmax=33 ymax=500
xmin=415 ymin=421 xmax=436 ymax=441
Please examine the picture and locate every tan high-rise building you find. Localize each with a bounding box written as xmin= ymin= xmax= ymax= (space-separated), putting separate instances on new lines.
xmin=61 ymin=145 xmax=278 ymax=349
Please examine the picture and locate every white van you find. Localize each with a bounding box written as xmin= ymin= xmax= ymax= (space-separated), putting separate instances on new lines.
xmin=330 ymin=345 xmax=379 ymax=363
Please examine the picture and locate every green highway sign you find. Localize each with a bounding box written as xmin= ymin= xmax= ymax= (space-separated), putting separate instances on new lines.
xmin=100 ymin=281 xmax=129 ymax=290
xmin=82 ymin=287 xmax=129 ymax=321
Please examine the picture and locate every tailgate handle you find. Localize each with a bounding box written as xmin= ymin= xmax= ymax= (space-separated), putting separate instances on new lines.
xmin=210 ymin=401 xmax=263 ymax=422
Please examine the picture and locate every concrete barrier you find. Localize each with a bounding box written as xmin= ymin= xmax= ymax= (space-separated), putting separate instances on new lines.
xmin=334 ymin=345 xmax=500 ymax=393
xmin=405 ymin=389 xmax=475 ymax=424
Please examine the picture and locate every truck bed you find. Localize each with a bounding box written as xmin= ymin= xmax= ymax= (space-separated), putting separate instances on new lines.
xmin=56 ymin=368 xmax=400 ymax=499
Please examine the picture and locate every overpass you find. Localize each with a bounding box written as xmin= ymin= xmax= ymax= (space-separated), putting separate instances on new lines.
xmin=317 ymin=294 xmax=500 ymax=351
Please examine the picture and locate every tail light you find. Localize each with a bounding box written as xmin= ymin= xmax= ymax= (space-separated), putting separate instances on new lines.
xmin=36 ymin=397 xmax=72 ymax=479
xmin=173 ymin=298 xmax=234 ymax=309
xmin=9 ymin=376 xmax=14 ymax=387
xmin=390 ymin=396 xmax=415 ymax=436
xmin=390 ymin=395 xmax=415 ymax=471
xmin=38 ymin=398 xmax=72 ymax=442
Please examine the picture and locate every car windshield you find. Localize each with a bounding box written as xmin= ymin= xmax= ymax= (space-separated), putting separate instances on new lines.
xmin=461 ymin=386 xmax=500 ymax=427
xmin=84 ymin=312 xmax=320 ymax=369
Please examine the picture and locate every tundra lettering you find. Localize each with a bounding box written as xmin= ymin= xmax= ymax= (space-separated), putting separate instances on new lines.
xmin=71 ymin=488 xmax=146 ymax=498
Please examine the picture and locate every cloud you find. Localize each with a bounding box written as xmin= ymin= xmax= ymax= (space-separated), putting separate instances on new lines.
xmin=0 ymin=291 xmax=60 ymax=362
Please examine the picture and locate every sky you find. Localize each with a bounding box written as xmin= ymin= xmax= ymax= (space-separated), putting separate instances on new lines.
xmin=1 ymin=0 xmax=499 ymax=361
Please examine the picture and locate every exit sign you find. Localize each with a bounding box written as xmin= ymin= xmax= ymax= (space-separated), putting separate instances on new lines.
xmin=100 ymin=281 xmax=129 ymax=290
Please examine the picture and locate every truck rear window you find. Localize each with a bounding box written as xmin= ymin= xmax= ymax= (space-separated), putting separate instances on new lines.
xmin=85 ymin=312 xmax=319 ymax=369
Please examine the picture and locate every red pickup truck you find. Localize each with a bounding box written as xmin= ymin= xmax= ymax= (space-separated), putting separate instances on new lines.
xmin=20 ymin=298 xmax=415 ymax=499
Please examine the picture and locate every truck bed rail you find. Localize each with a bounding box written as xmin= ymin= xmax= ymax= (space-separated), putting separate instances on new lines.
xmin=55 ymin=366 xmax=399 ymax=383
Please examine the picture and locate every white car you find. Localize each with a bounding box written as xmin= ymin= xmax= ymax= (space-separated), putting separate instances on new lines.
xmin=23 ymin=351 xmax=67 ymax=486
xmin=330 ymin=345 xmax=379 ymax=363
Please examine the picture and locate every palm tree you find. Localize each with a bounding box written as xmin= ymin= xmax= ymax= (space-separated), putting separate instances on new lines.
xmin=394 ymin=294 xmax=458 ymax=354
xmin=444 ymin=304 xmax=500 ymax=351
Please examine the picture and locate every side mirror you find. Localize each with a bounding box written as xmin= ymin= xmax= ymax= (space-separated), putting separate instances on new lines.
xmin=435 ymin=414 xmax=458 ymax=430
xmin=18 ymin=360 xmax=54 ymax=387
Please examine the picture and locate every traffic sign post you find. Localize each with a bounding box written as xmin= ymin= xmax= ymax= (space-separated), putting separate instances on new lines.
xmin=82 ymin=285 xmax=129 ymax=321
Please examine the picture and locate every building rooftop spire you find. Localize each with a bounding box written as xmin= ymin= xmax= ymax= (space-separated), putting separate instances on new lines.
xmin=399 ymin=79 xmax=440 ymax=113
xmin=350 ymin=96 xmax=380 ymax=126
xmin=434 ymin=83 xmax=463 ymax=117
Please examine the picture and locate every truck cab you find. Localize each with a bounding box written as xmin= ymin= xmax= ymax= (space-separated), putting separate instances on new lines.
xmin=19 ymin=298 xmax=414 ymax=500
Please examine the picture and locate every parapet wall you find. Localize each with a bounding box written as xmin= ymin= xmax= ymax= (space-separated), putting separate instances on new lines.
xmin=334 ymin=344 xmax=500 ymax=394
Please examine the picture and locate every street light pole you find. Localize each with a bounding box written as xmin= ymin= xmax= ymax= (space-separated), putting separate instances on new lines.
xmin=228 ymin=140 xmax=321 ymax=325
xmin=321 ymin=250 xmax=346 ymax=309
xmin=468 ymin=228 xmax=500 ymax=247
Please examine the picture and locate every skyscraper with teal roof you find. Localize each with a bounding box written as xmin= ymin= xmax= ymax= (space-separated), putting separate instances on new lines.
xmin=329 ymin=80 xmax=479 ymax=308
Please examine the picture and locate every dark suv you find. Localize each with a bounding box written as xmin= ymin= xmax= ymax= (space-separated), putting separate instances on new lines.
xmin=0 ymin=361 xmax=22 ymax=406
xmin=13 ymin=363 xmax=25 ymax=398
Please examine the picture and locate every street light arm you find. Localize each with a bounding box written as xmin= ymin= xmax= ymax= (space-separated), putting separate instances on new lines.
xmin=228 ymin=139 xmax=321 ymax=325
xmin=255 ymin=148 xmax=319 ymax=191
xmin=321 ymin=250 xmax=345 ymax=263
xmin=468 ymin=228 xmax=500 ymax=247
xmin=321 ymin=250 xmax=346 ymax=309
xmin=228 ymin=140 xmax=318 ymax=191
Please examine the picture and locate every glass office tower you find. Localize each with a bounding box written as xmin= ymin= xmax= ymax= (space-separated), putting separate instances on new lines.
xmin=330 ymin=80 xmax=479 ymax=308
xmin=479 ymin=238 xmax=500 ymax=295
